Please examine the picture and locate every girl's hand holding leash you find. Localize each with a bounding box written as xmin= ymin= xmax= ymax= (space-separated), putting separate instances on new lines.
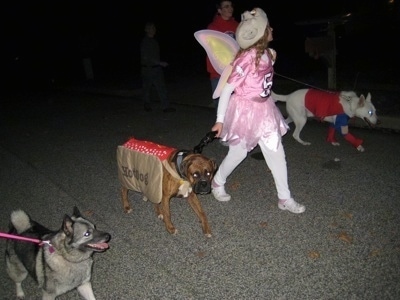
xmin=211 ymin=123 xmax=223 ymax=138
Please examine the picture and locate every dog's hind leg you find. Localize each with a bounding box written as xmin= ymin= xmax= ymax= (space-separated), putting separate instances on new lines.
xmin=292 ymin=119 xmax=311 ymax=145
xmin=5 ymin=251 xmax=28 ymax=299
xmin=286 ymin=103 xmax=311 ymax=145
xmin=159 ymin=195 xmax=177 ymax=235
xmin=187 ymin=193 xmax=211 ymax=238
xmin=121 ymin=186 xmax=133 ymax=213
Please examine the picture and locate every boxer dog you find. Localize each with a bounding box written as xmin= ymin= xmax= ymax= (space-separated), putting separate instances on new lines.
xmin=272 ymin=89 xmax=378 ymax=152
xmin=117 ymin=137 xmax=217 ymax=237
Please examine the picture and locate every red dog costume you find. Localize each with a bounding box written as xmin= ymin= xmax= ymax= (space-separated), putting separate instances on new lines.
xmin=305 ymin=89 xmax=363 ymax=148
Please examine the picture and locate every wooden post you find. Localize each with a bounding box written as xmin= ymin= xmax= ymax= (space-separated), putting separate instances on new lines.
xmin=297 ymin=14 xmax=349 ymax=90
xmin=327 ymin=22 xmax=336 ymax=90
xmin=83 ymin=58 xmax=94 ymax=80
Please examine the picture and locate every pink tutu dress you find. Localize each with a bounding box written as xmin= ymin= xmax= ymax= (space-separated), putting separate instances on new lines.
xmin=220 ymin=48 xmax=289 ymax=152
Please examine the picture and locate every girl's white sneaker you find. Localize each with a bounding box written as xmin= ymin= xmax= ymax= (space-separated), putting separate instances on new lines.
xmin=212 ymin=185 xmax=231 ymax=202
xmin=278 ymin=198 xmax=306 ymax=213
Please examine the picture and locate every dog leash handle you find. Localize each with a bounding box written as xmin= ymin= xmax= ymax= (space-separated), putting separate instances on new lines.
xmin=193 ymin=131 xmax=217 ymax=153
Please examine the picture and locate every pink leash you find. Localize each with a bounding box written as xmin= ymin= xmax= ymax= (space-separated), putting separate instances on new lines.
xmin=0 ymin=232 xmax=54 ymax=252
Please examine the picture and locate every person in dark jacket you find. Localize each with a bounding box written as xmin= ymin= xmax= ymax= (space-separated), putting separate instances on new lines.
xmin=140 ymin=22 xmax=175 ymax=113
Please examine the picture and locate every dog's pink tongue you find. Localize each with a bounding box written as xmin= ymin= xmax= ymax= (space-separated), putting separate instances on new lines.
xmin=89 ymin=242 xmax=109 ymax=250
xmin=97 ymin=243 xmax=109 ymax=249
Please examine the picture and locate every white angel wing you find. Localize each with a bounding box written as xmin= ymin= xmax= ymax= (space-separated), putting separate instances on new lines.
xmin=212 ymin=64 xmax=233 ymax=99
xmin=194 ymin=30 xmax=239 ymax=98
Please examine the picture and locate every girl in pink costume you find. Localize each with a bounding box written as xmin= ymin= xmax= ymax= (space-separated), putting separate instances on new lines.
xmin=211 ymin=7 xmax=305 ymax=213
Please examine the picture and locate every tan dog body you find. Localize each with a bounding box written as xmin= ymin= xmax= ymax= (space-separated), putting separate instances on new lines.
xmin=118 ymin=142 xmax=216 ymax=237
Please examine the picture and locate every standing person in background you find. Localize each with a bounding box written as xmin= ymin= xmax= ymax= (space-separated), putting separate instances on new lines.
xmin=210 ymin=8 xmax=306 ymax=214
xmin=206 ymin=1 xmax=238 ymax=112
xmin=140 ymin=22 xmax=176 ymax=113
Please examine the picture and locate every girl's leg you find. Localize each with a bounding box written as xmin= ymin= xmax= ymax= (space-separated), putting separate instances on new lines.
xmin=258 ymin=137 xmax=305 ymax=213
xmin=212 ymin=141 xmax=247 ymax=201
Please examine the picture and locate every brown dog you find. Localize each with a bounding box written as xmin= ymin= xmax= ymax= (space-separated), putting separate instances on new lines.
xmin=117 ymin=138 xmax=217 ymax=237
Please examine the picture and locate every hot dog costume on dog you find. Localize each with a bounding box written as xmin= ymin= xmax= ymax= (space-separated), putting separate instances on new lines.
xmin=117 ymin=138 xmax=191 ymax=203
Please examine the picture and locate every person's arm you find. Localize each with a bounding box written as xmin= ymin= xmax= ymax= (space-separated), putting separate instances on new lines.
xmin=211 ymin=82 xmax=234 ymax=138
xmin=216 ymin=82 xmax=234 ymax=123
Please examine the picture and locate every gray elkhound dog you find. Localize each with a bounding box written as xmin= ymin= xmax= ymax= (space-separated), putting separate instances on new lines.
xmin=5 ymin=206 xmax=111 ymax=300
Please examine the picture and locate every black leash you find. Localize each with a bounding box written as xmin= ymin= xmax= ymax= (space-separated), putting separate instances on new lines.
xmin=275 ymin=72 xmax=334 ymax=93
xmin=193 ymin=131 xmax=217 ymax=154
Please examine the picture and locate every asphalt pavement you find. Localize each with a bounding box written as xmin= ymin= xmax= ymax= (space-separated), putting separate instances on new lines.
xmin=0 ymin=76 xmax=399 ymax=299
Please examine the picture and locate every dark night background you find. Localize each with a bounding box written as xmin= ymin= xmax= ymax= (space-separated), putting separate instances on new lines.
xmin=2 ymin=0 xmax=399 ymax=90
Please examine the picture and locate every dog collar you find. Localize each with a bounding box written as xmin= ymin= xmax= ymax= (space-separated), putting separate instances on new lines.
xmin=175 ymin=150 xmax=190 ymax=179
xmin=44 ymin=241 xmax=55 ymax=254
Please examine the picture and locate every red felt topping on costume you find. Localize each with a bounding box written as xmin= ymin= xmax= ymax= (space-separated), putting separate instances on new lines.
xmin=123 ymin=138 xmax=176 ymax=160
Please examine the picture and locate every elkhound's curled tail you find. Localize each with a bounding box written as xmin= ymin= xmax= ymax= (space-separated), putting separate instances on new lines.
xmin=10 ymin=210 xmax=31 ymax=234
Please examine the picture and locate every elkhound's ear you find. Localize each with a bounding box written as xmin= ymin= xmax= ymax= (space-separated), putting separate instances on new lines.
xmin=359 ymin=94 xmax=366 ymax=106
xmin=62 ymin=214 xmax=74 ymax=237
xmin=72 ymin=206 xmax=82 ymax=218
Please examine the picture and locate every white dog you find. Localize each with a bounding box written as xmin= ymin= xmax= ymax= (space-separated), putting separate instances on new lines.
xmin=272 ymin=89 xmax=378 ymax=152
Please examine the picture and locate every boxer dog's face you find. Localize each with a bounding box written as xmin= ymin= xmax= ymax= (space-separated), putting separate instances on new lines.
xmin=180 ymin=154 xmax=217 ymax=194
